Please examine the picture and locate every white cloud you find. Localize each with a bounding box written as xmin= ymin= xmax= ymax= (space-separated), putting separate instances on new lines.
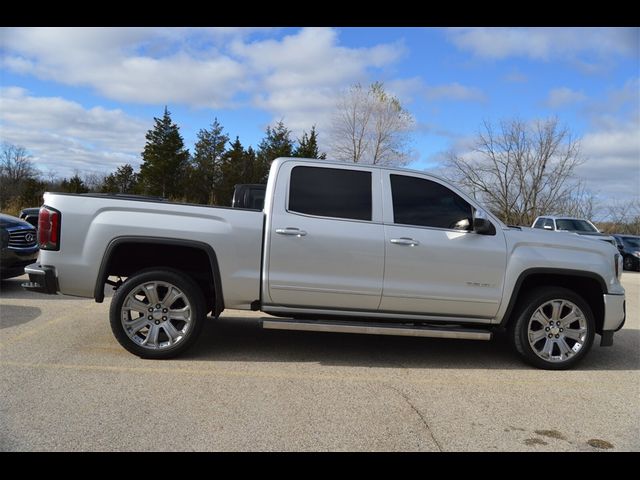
xmin=230 ymin=27 xmax=405 ymax=135
xmin=0 ymin=87 xmax=148 ymax=176
xmin=545 ymin=87 xmax=587 ymax=108
xmin=1 ymin=26 xmax=405 ymax=123
xmin=424 ymin=83 xmax=486 ymax=102
xmin=446 ymin=27 xmax=639 ymax=61
xmin=2 ymin=28 xmax=250 ymax=108
xmin=577 ymin=123 xmax=640 ymax=202
xmin=504 ymin=71 xmax=528 ymax=83
xmin=1 ymin=27 xmax=411 ymax=167
xmin=386 ymin=77 xmax=486 ymax=103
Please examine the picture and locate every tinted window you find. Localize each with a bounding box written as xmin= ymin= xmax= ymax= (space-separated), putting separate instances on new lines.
xmin=533 ymin=218 xmax=546 ymax=229
xmin=543 ymin=218 xmax=555 ymax=229
xmin=289 ymin=166 xmax=372 ymax=221
xmin=390 ymin=174 xmax=472 ymax=230
xmin=555 ymin=219 xmax=598 ymax=232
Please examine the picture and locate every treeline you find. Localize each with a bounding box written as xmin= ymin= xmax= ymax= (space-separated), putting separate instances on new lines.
xmin=0 ymin=107 xmax=326 ymax=214
xmin=134 ymin=107 xmax=324 ymax=205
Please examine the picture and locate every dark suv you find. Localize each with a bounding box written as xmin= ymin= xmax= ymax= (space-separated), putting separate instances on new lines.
xmin=1 ymin=213 xmax=39 ymax=279
xmin=19 ymin=207 xmax=40 ymax=229
xmin=612 ymin=234 xmax=640 ymax=271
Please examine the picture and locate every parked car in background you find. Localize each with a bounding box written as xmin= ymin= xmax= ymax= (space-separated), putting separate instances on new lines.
xmin=1 ymin=213 xmax=39 ymax=279
xmin=531 ymin=216 xmax=616 ymax=246
xmin=19 ymin=207 xmax=40 ymax=229
xmin=612 ymin=234 xmax=640 ymax=271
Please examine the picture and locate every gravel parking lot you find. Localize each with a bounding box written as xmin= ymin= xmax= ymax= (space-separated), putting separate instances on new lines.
xmin=1 ymin=272 xmax=638 ymax=451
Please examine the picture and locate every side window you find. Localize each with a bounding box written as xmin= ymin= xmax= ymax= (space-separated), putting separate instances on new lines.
xmin=533 ymin=218 xmax=545 ymax=229
xmin=390 ymin=174 xmax=472 ymax=230
xmin=543 ymin=218 xmax=554 ymax=229
xmin=289 ymin=166 xmax=372 ymax=221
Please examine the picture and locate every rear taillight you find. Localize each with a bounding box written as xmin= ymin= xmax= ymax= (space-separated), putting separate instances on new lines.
xmin=38 ymin=206 xmax=61 ymax=250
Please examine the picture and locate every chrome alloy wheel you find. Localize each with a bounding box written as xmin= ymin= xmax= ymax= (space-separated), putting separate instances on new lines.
xmin=527 ymin=299 xmax=588 ymax=363
xmin=121 ymin=281 xmax=192 ymax=350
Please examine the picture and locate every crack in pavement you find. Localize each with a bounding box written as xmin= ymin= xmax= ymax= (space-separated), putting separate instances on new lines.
xmin=387 ymin=385 xmax=443 ymax=452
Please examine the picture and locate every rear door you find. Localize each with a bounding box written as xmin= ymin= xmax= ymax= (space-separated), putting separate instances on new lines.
xmin=265 ymin=162 xmax=385 ymax=310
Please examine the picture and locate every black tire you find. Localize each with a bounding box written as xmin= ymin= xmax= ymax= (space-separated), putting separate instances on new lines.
xmin=109 ymin=268 xmax=207 ymax=359
xmin=623 ymin=255 xmax=638 ymax=272
xmin=508 ymin=286 xmax=595 ymax=370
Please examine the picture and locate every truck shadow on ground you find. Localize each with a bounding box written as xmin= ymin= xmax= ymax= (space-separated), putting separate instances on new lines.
xmin=0 ymin=277 xmax=85 ymax=301
xmin=182 ymin=315 xmax=639 ymax=371
xmin=0 ymin=304 xmax=42 ymax=329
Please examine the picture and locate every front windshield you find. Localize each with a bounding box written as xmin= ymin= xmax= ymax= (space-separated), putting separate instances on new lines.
xmin=622 ymin=237 xmax=640 ymax=249
xmin=555 ymin=219 xmax=599 ymax=232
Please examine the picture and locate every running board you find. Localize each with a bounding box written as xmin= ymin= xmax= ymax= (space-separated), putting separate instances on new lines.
xmin=261 ymin=319 xmax=492 ymax=341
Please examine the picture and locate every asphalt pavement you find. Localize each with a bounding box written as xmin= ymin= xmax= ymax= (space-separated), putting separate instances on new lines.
xmin=1 ymin=272 xmax=638 ymax=451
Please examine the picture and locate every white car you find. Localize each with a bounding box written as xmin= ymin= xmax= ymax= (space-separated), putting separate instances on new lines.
xmin=531 ymin=215 xmax=616 ymax=246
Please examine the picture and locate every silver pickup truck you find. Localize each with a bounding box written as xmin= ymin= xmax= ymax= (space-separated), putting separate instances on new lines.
xmin=23 ymin=158 xmax=626 ymax=369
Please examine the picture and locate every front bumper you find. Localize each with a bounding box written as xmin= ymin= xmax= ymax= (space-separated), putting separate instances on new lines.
xmin=0 ymin=247 xmax=39 ymax=279
xmin=600 ymin=293 xmax=626 ymax=346
xmin=21 ymin=263 xmax=59 ymax=295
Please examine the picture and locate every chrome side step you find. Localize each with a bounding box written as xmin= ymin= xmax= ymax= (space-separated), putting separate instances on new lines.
xmin=261 ymin=319 xmax=492 ymax=341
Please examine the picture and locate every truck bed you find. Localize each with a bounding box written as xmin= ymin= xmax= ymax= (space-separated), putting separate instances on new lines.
xmin=37 ymin=192 xmax=265 ymax=310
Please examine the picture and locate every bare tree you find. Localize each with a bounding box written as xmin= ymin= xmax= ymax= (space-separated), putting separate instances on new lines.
xmin=1 ymin=143 xmax=38 ymax=183
xmin=444 ymin=118 xmax=591 ymax=226
xmin=555 ymin=180 xmax=597 ymax=221
xmin=0 ymin=143 xmax=39 ymax=209
xmin=602 ymin=199 xmax=640 ymax=235
xmin=82 ymin=171 xmax=107 ymax=193
xmin=329 ymin=82 xmax=414 ymax=166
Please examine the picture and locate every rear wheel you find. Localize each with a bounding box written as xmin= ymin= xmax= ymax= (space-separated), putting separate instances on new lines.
xmin=509 ymin=287 xmax=595 ymax=370
xmin=109 ymin=268 xmax=206 ymax=359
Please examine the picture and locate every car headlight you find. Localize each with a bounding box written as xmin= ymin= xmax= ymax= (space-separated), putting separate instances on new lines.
xmin=633 ymin=251 xmax=640 ymax=258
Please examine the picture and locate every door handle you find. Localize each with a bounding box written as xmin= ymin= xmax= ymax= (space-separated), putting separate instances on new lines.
xmin=390 ymin=237 xmax=419 ymax=246
xmin=276 ymin=227 xmax=307 ymax=237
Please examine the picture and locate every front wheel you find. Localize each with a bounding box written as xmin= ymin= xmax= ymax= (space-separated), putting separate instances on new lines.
xmin=109 ymin=268 xmax=206 ymax=359
xmin=623 ymin=255 xmax=638 ymax=271
xmin=509 ymin=287 xmax=595 ymax=370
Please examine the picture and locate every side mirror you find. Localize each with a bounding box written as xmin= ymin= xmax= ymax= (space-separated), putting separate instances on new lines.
xmin=473 ymin=210 xmax=496 ymax=235
xmin=474 ymin=218 xmax=496 ymax=235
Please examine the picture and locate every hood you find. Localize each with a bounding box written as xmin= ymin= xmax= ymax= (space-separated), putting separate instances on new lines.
xmin=507 ymin=226 xmax=618 ymax=255
xmin=0 ymin=213 xmax=34 ymax=229
xmin=565 ymin=231 xmax=611 ymax=238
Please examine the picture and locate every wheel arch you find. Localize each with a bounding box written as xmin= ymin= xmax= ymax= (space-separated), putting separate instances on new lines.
xmin=94 ymin=236 xmax=224 ymax=317
xmin=500 ymin=268 xmax=607 ymax=333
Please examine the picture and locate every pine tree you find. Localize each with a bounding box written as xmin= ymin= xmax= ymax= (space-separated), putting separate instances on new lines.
xmin=60 ymin=174 xmax=89 ymax=193
xmin=102 ymin=164 xmax=138 ymax=194
xmin=255 ymin=120 xmax=294 ymax=183
xmin=138 ymin=107 xmax=190 ymax=198
xmin=191 ymin=118 xmax=229 ymax=205
xmin=219 ymin=137 xmax=247 ymax=206
xmin=294 ymin=125 xmax=326 ymax=159
xmin=243 ymin=146 xmax=259 ymax=183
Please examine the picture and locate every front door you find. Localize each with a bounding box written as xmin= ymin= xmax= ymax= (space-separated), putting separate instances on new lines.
xmin=380 ymin=173 xmax=507 ymax=319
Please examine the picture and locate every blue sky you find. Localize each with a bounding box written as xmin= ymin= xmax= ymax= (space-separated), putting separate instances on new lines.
xmin=1 ymin=27 xmax=638 ymax=209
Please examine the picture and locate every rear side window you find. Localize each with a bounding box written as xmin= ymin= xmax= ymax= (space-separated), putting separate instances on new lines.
xmin=289 ymin=166 xmax=372 ymax=221
xmin=390 ymin=174 xmax=472 ymax=230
